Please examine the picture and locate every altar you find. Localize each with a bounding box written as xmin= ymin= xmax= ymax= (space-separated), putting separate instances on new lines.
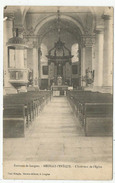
xmin=52 ymin=85 xmax=68 ymax=96
xmin=46 ymin=38 xmax=73 ymax=96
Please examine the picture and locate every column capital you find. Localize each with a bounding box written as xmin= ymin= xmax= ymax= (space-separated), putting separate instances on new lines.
xmin=23 ymin=27 xmax=34 ymax=36
xmin=102 ymin=14 xmax=112 ymax=20
xmin=94 ymin=28 xmax=104 ymax=34
xmin=4 ymin=13 xmax=14 ymax=21
xmin=24 ymin=36 xmax=39 ymax=48
xmin=33 ymin=40 xmax=39 ymax=48
xmin=81 ymin=35 xmax=95 ymax=47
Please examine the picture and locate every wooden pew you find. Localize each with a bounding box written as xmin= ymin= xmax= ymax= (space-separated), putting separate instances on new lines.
xmin=67 ymin=90 xmax=113 ymax=136
xmin=4 ymin=91 xmax=51 ymax=126
xmin=3 ymin=91 xmax=52 ymax=138
xmin=3 ymin=104 xmax=26 ymax=138
xmin=84 ymin=103 xmax=113 ymax=136
xmin=4 ymin=94 xmax=33 ymax=127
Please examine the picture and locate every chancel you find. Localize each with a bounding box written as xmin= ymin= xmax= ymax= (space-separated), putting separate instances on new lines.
xmin=47 ymin=36 xmax=73 ymax=95
xmin=3 ymin=7 xmax=113 ymax=178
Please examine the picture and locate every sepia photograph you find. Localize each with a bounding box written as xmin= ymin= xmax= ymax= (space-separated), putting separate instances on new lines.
xmin=3 ymin=5 xmax=113 ymax=180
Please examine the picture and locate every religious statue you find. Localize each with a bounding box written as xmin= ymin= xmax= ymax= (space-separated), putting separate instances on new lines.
xmin=82 ymin=67 xmax=94 ymax=86
xmin=57 ymin=76 xmax=62 ymax=86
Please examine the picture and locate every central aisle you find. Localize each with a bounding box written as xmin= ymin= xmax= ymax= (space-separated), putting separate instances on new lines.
xmin=4 ymin=97 xmax=112 ymax=163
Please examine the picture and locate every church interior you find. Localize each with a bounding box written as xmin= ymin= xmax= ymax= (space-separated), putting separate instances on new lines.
xmin=3 ymin=6 xmax=113 ymax=168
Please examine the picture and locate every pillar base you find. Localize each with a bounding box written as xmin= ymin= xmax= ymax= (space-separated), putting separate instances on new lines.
xmin=83 ymin=85 xmax=93 ymax=91
xmin=27 ymin=86 xmax=36 ymax=92
xmin=101 ymin=86 xmax=113 ymax=94
xmin=91 ymin=86 xmax=112 ymax=94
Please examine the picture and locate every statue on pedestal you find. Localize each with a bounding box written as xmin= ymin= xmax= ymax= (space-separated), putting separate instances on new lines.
xmin=82 ymin=67 xmax=94 ymax=86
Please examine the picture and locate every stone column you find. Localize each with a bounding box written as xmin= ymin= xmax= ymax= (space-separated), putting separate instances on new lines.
xmin=81 ymin=36 xmax=94 ymax=88
xmin=24 ymin=49 xmax=27 ymax=68
xmin=38 ymin=47 xmax=41 ymax=88
xmin=93 ymin=29 xmax=104 ymax=90
xmin=85 ymin=39 xmax=93 ymax=71
xmin=33 ymin=46 xmax=38 ymax=87
xmin=48 ymin=64 xmax=51 ymax=88
xmin=80 ymin=46 xmax=86 ymax=86
xmin=102 ymin=15 xmax=113 ymax=90
xmin=3 ymin=17 xmax=13 ymax=88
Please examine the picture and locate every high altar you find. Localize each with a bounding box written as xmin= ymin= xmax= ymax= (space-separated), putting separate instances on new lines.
xmin=46 ymin=38 xmax=73 ymax=96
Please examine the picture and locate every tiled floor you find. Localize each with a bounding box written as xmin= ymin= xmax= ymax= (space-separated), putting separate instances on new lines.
xmin=3 ymin=97 xmax=112 ymax=163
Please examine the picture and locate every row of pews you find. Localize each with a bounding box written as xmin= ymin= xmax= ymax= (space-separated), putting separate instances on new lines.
xmin=67 ymin=90 xmax=113 ymax=136
xmin=3 ymin=90 xmax=52 ymax=138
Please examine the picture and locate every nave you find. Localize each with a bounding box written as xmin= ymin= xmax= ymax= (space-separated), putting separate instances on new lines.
xmin=4 ymin=97 xmax=112 ymax=163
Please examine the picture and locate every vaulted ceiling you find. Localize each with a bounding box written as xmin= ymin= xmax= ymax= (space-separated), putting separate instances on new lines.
xmin=37 ymin=18 xmax=82 ymax=50
xmin=4 ymin=6 xmax=112 ymax=50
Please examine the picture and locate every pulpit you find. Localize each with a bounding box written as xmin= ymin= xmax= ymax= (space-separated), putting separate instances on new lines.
xmin=6 ymin=28 xmax=29 ymax=92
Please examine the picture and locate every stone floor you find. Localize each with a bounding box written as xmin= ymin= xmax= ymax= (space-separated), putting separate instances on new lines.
xmin=3 ymin=97 xmax=112 ymax=163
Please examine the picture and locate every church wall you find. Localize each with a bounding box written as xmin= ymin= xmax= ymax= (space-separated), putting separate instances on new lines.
xmin=40 ymin=63 xmax=48 ymax=79
xmin=40 ymin=43 xmax=48 ymax=79
xmin=27 ymin=48 xmax=33 ymax=70
xmin=72 ymin=62 xmax=79 ymax=79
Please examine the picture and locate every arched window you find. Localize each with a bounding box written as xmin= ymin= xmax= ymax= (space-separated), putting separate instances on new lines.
xmin=40 ymin=43 xmax=48 ymax=63
xmin=71 ymin=43 xmax=79 ymax=63
xmin=40 ymin=43 xmax=48 ymax=77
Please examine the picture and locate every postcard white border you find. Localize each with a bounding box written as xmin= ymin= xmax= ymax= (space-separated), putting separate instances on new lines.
xmin=0 ymin=0 xmax=115 ymax=183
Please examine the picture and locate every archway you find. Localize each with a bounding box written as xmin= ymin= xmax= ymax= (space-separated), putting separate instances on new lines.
xmin=36 ymin=15 xmax=84 ymax=89
xmin=34 ymin=14 xmax=85 ymax=36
